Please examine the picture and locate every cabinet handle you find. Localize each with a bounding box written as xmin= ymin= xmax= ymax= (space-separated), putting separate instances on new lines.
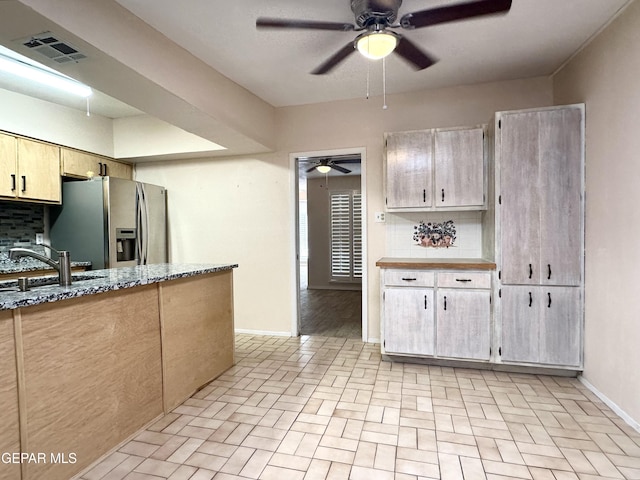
xmin=422 ymin=189 xmax=426 ymax=203
xmin=529 ymin=292 xmax=532 ymax=307
xmin=98 ymin=162 xmax=103 ymax=176
xmin=548 ymin=292 xmax=552 ymax=308
xmin=444 ymin=295 xmax=447 ymax=311
xmin=529 ymin=263 xmax=533 ymax=279
xmin=401 ymin=277 xmax=417 ymax=281
xmin=455 ymin=279 xmax=472 ymax=283
xmin=441 ymin=188 xmax=445 ymax=202
xmin=424 ymin=295 xmax=427 ymax=310
xmin=21 ymin=176 xmax=26 ymax=192
xmin=103 ymin=163 xmax=108 ymax=176
xmin=547 ymin=264 xmax=552 ymax=280
xmin=10 ymin=174 xmax=16 ymax=191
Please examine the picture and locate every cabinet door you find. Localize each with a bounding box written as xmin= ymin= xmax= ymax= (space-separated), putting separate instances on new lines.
xmin=538 ymin=108 xmax=583 ymax=286
xmin=540 ymin=287 xmax=581 ymax=367
xmin=0 ymin=132 xmax=17 ymax=198
xmin=434 ymin=127 xmax=485 ymax=208
xmin=17 ymin=138 xmax=61 ymax=203
xmin=103 ymin=158 xmax=133 ymax=179
xmin=436 ymin=289 xmax=491 ymax=360
xmin=61 ymin=148 xmax=102 ymax=178
xmin=500 ymin=286 xmax=540 ymax=363
xmin=386 ymin=131 xmax=432 ymax=208
xmin=499 ymin=112 xmax=542 ymax=284
xmin=384 ymin=287 xmax=434 ymax=355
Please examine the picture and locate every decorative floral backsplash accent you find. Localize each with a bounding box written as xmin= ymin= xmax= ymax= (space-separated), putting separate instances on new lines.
xmin=413 ymin=220 xmax=456 ymax=248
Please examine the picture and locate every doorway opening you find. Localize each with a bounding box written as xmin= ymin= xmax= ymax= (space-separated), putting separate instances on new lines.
xmin=292 ymin=149 xmax=367 ymax=340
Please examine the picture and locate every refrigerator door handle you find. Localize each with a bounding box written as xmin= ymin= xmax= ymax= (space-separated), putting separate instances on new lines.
xmin=135 ymin=182 xmax=149 ymax=265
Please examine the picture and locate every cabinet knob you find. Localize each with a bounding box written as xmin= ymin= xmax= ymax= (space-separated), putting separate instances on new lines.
xmin=444 ymin=295 xmax=447 ymax=311
xmin=529 ymin=291 xmax=532 ymax=307
xmin=424 ymin=295 xmax=428 ymax=310
xmin=10 ymin=174 xmax=16 ymax=191
xmin=21 ymin=176 xmax=26 ymax=192
xmin=441 ymin=188 xmax=445 ymax=202
xmin=528 ymin=263 xmax=533 ymax=279
xmin=547 ymin=264 xmax=552 ymax=280
xmin=548 ymin=292 xmax=552 ymax=308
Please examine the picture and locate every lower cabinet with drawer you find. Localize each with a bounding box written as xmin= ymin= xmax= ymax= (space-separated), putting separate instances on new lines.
xmin=381 ymin=268 xmax=493 ymax=363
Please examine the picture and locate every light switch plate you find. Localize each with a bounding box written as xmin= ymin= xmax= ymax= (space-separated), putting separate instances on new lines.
xmin=375 ymin=212 xmax=385 ymax=223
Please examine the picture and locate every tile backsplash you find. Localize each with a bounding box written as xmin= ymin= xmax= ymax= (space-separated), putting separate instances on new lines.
xmin=0 ymin=201 xmax=45 ymax=257
xmin=385 ymin=211 xmax=483 ymax=258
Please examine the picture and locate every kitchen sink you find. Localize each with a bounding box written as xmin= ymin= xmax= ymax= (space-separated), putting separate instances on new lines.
xmin=0 ymin=274 xmax=105 ymax=292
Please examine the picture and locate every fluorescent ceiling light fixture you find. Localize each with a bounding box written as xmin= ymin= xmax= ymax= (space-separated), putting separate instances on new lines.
xmin=356 ymin=31 xmax=398 ymax=60
xmin=0 ymin=49 xmax=92 ymax=98
xmin=316 ymin=165 xmax=332 ymax=174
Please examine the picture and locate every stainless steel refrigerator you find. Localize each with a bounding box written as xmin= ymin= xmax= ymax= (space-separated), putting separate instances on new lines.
xmin=50 ymin=177 xmax=167 ymax=270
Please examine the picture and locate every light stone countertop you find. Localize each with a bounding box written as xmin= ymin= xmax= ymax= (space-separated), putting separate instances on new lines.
xmin=0 ymin=263 xmax=238 ymax=311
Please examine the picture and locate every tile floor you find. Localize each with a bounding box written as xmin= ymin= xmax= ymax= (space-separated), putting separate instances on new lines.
xmin=80 ymin=334 xmax=640 ymax=480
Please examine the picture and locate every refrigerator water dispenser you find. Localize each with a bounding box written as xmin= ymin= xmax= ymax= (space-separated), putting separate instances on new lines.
xmin=116 ymin=228 xmax=136 ymax=262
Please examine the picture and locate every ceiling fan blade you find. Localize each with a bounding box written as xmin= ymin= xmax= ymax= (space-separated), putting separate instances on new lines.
xmin=306 ymin=165 xmax=318 ymax=173
xmin=331 ymin=164 xmax=352 ymax=174
xmin=400 ymin=0 xmax=512 ymax=30
xmin=394 ymin=36 xmax=438 ymax=70
xmin=333 ymin=159 xmax=361 ymax=165
xmin=311 ymin=42 xmax=356 ymax=75
xmin=257 ymin=18 xmax=355 ymax=31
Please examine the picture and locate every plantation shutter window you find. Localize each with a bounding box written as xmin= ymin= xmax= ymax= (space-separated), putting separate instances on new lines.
xmin=330 ymin=190 xmax=362 ymax=282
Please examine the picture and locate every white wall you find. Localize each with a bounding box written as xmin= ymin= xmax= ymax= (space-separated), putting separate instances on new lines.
xmin=553 ymin=1 xmax=640 ymax=426
xmin=0 ymin=88 xmax=114 ymax=155
xmin=135 ymin=76 xmax=553 ymax=340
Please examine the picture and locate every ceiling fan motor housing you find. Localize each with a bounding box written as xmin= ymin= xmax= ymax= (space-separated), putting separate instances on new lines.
xmin=351 ymin=0 xmax=402 ymax=27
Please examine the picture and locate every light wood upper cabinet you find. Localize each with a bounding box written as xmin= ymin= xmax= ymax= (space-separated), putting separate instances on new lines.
xmin=434 ymin=127 xmax=485 ymax=208
xmin=385 ymin=130 xmax=433 ymax=208
xmin=0 ymin=132 xmax=17 ymax=198
xmin=1 ymin=134 xmax=61 ymax=203
xmin=17 ymin=137 xmax=61 ymax=203
xmin=385 ymin=125 xmax=486 ymax=211
xmin=61 ymin=147 xmax=133 ymax=180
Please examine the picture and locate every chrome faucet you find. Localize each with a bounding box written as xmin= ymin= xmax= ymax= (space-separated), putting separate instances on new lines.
xmin=9 ymin=245 xmax=72 ymax=287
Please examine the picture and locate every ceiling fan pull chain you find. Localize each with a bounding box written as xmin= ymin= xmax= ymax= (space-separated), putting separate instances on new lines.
xmin=382 ymin=56 xmax=388 ymax=110
xmin=366 ymin=59 xmax=370 ymax=99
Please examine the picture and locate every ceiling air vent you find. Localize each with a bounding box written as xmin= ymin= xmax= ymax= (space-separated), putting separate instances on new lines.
xmin=20 ymin=32 xmax=87 ymax=64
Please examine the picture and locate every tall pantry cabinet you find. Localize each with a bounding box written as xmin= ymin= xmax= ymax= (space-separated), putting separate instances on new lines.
xmin=492 ymin=104 xmax=584 ymax=369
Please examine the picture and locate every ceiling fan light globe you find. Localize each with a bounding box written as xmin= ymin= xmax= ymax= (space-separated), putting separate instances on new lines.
xmin=316 ymin=165 xmax=332 ymax=174
xmin=356 ymin=32 xmax=397 ymax=60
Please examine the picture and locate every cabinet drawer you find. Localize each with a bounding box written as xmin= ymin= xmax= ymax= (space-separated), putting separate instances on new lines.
xmin=384 ymin=270 xmax=434 ymax=287
xmin=437 ymin=272 xmax=491 ymax=289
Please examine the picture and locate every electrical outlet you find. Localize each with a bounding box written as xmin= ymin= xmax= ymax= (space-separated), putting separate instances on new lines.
xmin=375 ymin=212 xmax=386 ymax=223
xmin=35 ymin=233 xmax=44 ymax=245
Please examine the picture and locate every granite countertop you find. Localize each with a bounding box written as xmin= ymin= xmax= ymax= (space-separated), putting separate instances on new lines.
xmin=0 ymin=260 xmax=92 ymax=275
xmin=0 ymin=263 xmax=238 ymax=311
xmin=376 ymin=257 xmax=496 ymax=270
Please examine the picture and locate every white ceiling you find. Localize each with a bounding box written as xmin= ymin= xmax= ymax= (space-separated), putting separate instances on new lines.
xmin=111 ymin=0 xmax=630 ymax=108
xmin=0 ymin=0 xmax=631 ymax=120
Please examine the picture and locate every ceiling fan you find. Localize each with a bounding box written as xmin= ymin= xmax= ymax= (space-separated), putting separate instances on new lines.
xmin=303 ymin=156 xmax=361 ymax=174
xmin=257 ymin=0 xmax=512 ymax=74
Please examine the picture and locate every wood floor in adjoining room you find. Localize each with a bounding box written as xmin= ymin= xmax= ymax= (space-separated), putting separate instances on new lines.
xmin=299 ymin=288 xmax=361 ymax=339
xmin=79 ymin=334 xmax=640 ymax=480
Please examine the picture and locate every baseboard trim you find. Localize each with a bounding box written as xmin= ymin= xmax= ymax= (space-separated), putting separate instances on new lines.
xmin=367 ymin=337 xmax=380 ymax=344
xmin=578 ymin=375 xmax=640 ymax=433
xmin=235 ymin=329 xmax=292 ymax=337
